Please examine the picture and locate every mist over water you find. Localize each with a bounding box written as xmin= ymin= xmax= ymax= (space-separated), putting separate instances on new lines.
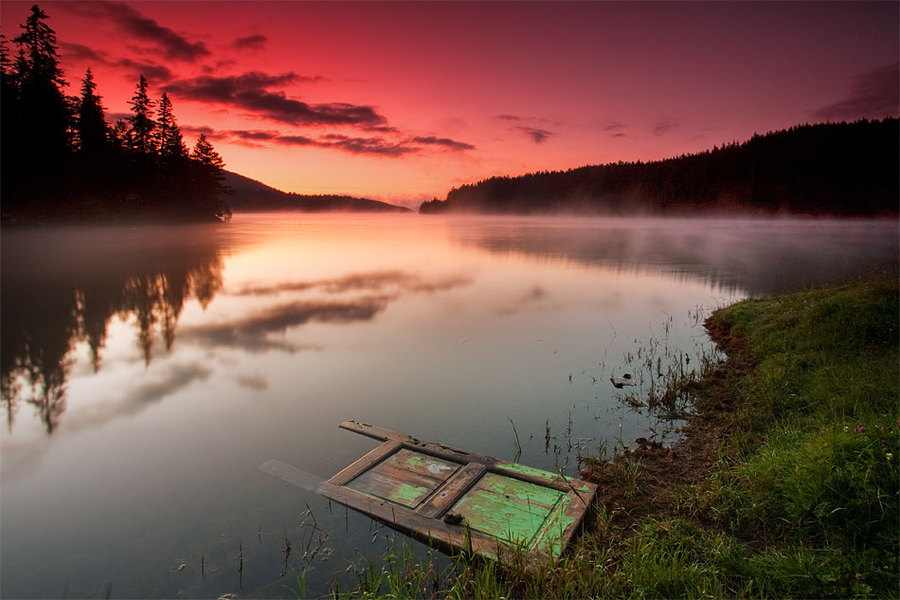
xmin=1 ymin=214 xmax=896 ymax=598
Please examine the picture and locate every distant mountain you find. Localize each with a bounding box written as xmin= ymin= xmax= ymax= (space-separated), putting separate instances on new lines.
xmin=223 ymin=171 xmax=411 ymax=213
xmin=421 ymin=119 xmax=899 ymax=216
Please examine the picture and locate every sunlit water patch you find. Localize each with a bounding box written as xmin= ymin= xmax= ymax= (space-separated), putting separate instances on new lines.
xmin=2 ymin=214 xmax=896 ymax=598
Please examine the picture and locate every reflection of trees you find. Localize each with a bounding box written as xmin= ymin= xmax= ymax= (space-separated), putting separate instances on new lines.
xmin=456 ymin=220 xmax=900 ymax=296
xmin=1 ymin=226 xmax=225 ymax=433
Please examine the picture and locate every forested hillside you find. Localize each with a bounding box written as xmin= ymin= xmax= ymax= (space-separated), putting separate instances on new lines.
xmin=223 ymin=172 xmax=410 ymax=213
xmin=421 ymin=119 xmax=899 ymax=216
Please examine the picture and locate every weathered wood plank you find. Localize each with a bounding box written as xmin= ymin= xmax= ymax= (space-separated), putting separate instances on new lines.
xmin=471 ymin=472 xmax=564 ymax=511
xmin=362 ymin=458 xmax=445 ymax=492
xmin=381 ymin=448 xmax=460 ymax=482
xmin=347 ymin=469 xmax=434 ymax=508
xmin=328 ymin=440 xmax=402 ymax=486
xmin=418 ymin=463 xmax=487 ymax=519
xmin=344 ymin=449 xmax=461 ymax=508
xmin=450 ymin=473 xmax=565 ymax=545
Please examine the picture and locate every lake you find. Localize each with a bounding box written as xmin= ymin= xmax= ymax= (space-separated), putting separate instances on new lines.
xmin=2 ymin=214 xmax=897 ymax=598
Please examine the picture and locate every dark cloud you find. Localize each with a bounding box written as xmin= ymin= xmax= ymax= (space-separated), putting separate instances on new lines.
xmin=495 ymin=115 xmax=555 ymax=144
xmin=413 ymin=136 xmax=476 ymax=151
xmin=517 ymin=126 xmax=553 ymax=144
xmin=187 ymin=125 xmax=474 ymax=157
xmin=164 ymin=72 xmax=383 ymax=127
xmin=813 ymin=63 xmax=900 ymax=121
xmin=604 ymin=123 xmax=628 ymax=139
xmin=61 ymin=42 xmax=106 ymax=62
xmin=60 ymin=42 xmax=174 ymax=81
xmin=181 ymin=124 xmax=217 ymax=138
xmin=64 ymin=1 xmax=210 ymax=62
xmin=115 ymin=58 xmax=174 ymax=82
xmin=231 ymin=129 xmax=279 ymax=141
xmin=652 ymin=120 xmax=679 ymax=136
xmin=319 ymin=133 xmax=417 ymax=156
xmin=233 ymin=34 xmax=268 ymax=50
xmin=277 ymin=135 xmax=316 ymax=146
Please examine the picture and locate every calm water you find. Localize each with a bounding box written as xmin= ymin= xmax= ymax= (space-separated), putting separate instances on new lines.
xmin=2 ymin=214 xmax=897 ymax=598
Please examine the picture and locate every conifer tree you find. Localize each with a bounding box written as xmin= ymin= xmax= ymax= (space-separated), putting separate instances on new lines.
xmin=191 ymin=134 xmax=225 ymax=170
xmin=191 ymin=134 xmax=232 ymax=222
xmin=155 ymin=92 xmax=186 ymax=160
xmin=77 ymin=68 xmax=108 ymax=157
xmin=128 ymin=75 xmax=155 ymax=155
xmin=13 ymin=4 xmax=70 ymax=170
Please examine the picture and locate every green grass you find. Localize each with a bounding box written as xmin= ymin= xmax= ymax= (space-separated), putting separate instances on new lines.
xmin=334 ymin=275 xmax=899 ymax=599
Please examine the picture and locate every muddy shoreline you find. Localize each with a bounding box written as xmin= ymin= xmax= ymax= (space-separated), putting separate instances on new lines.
xmin=580 ymin=314 xmax=752 ymax=531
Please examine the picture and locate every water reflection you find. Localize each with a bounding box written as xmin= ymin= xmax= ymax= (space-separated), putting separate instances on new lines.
xmin=1 ymin=225 xmax=225 ymax=434
xmin=2 ymin=215 xmax=897 ymax=600
xmin=448 ymin=217 xmax=899 ymax=295
xmin=181 ymin=271 xmax=473 ymax=353
xmin=2 ymin=217 xmax=897 ymax=439
xmin=0 ymin=224 xmax=475 ymax=435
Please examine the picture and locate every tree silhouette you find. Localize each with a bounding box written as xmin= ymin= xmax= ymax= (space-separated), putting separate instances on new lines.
xmin=12 ymin=4 xmax=69 ymax=174
xmin=191 ymin=134 xmax=232 ymax=222
xmin=128 ymin=74 xmax=155 ymax=156
xmin=424 ymin=119 xmax=899 ymax=217
xmin=155 ymin=91 xmax=187 ymax=161
xmin=76 ymin=68 xmax=109 ymax=157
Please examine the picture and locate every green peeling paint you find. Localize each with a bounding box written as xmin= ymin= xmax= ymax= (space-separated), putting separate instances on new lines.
xmin=386 ymin=482 xmax=430 ymax=507
xmin=450 ymin=473 xmax=565 ymax=547
xmin=480 ymin=473 xmax=564 ymax=508
xmin=532 ymin=494 xmax=576 ymax=558
xmin=496 ymin=461 xmax=562 ymax=483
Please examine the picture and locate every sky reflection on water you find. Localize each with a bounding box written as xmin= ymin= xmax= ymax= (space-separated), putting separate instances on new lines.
xmin=1 ymin=214 xmax=896 ymax=599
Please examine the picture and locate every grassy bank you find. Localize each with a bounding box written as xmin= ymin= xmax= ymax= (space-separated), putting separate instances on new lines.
xmin=330 ymin=275 xmax=898 ymax=599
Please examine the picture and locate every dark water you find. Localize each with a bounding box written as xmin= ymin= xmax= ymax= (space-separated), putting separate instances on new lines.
xmin=1 ymin=214 xmax=896 ymax=598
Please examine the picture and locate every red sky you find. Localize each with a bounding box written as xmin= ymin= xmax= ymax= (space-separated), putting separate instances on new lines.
xmin=3 ymin=1 xmax=898 ymax=207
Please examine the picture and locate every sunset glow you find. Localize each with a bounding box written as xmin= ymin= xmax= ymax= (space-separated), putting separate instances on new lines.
xmin=2 ymin=1 xmax=897 ymax=207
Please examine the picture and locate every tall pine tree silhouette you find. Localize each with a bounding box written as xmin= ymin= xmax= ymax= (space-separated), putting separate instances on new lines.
xmin=77 ymin=68 xmax=109 ymax=158
xmin=191 ymin=134 xmax=232 ymax=222
xmin=13 ymin=4 xmax=69 ymax=176
xmin=128 ymin=75 xmax=155 ymax=156
xmin=155 ymin=92 xmax=187 ymax=161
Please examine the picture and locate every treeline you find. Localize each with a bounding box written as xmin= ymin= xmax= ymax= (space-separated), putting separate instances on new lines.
xmin=1 ymin=5 xmax=231 ymax=224
xmin=421 ymin=119 xmax=899 ymax=216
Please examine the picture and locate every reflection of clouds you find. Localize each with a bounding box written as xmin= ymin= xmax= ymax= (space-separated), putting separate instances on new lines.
xmin=237 ymin=374 xmax=268 ymax=391
xmin=496 ymin=284 xmax=552 ymax=316
xmin=199 ymin=270 xmax=476 ymax=352
xmin=71 ymin=362 xmax=213 ymax=429
xmin=3 ymin=361 xmax=212 ymax=482
xmin=230 ymin=270 xmax=473 ymax=297
xmin=180 ymin=296 xmax=393 ymax=352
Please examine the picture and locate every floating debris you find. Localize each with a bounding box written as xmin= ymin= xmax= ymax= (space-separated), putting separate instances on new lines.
xmin=610 ymin=373 xmax=637 ymax=388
